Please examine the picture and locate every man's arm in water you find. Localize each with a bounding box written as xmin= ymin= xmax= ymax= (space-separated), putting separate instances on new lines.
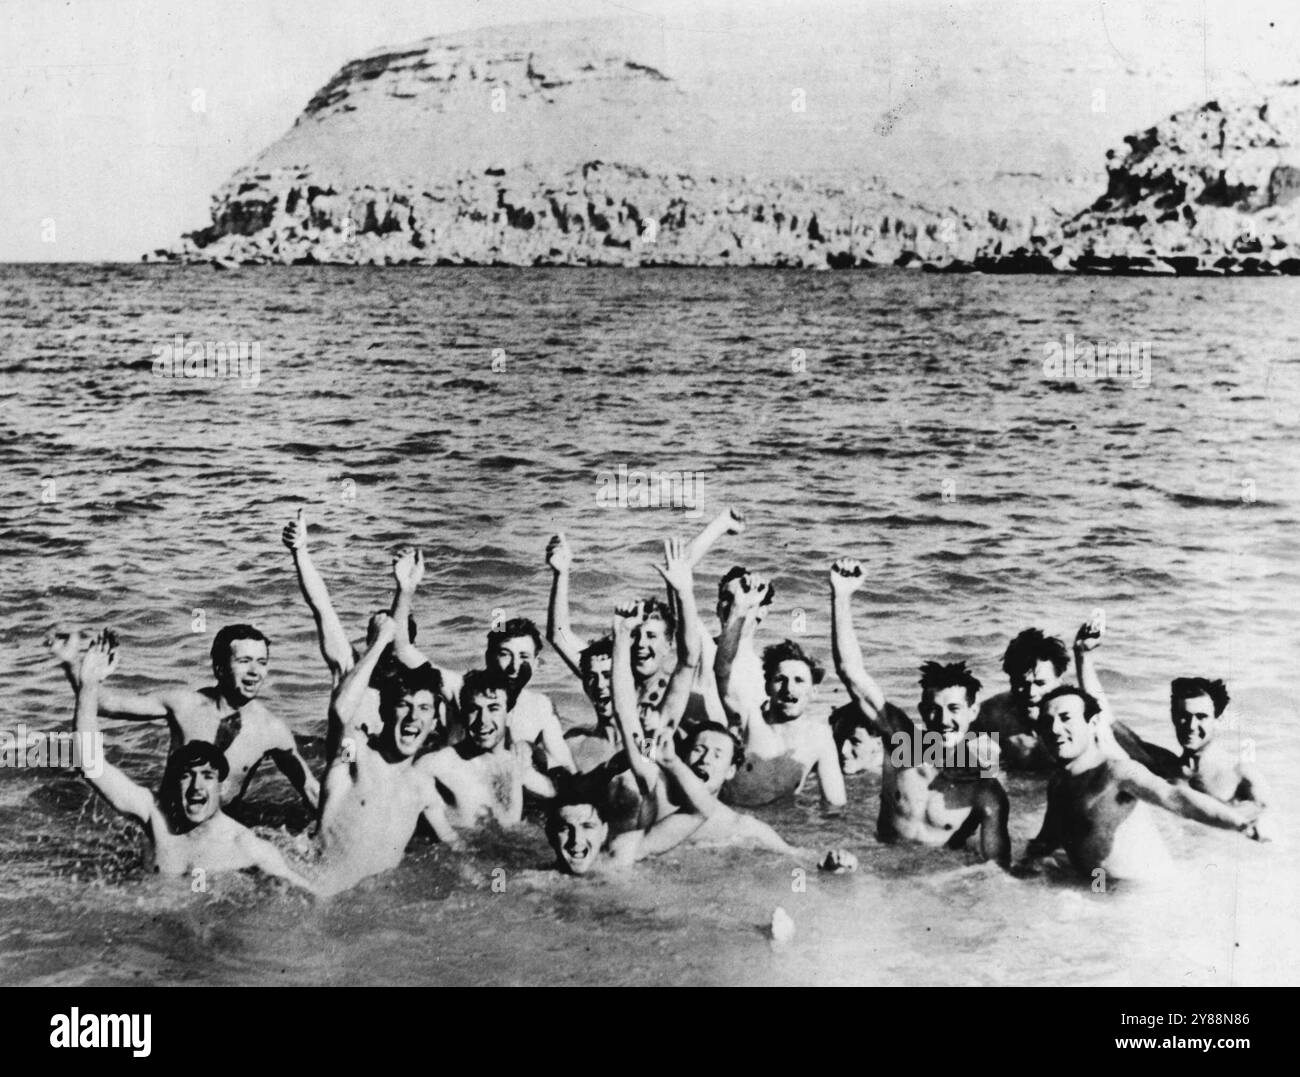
xmin=828 ymin=559 xmax=907 ymax=738
xmin=411 ymin=759 xmax=463 ymax=847
xmin=1015 ymin=778 xmax=1064 ymax=875
xmin=714 ymin=574 xmax=782 ymax=753
xmin=235 ymin=828 xmax=319 ymax=893
xmin=1113 ymin=757 xmax=1265 ymax=836
xmin=73 ymin=632 xmax=155 ymax=824
xmin=532 ymin=696 xmax=577 ymax=773
xmin=545 ymin=533 xmax=584 ymax=679
xmin=266 ymin=717 xmax=320 ymax=811
xmin=328 ymin=615 xmax=398 ymax=762
xmin=282 ymin=509 xmax=354 ymax=681
xmin=48 ymin=628 xmax=188 ymax=722
xmin=611 ymin=601 xmax=659 ymax=794
xmin=654 ymin=536 xmax=704 ymax=732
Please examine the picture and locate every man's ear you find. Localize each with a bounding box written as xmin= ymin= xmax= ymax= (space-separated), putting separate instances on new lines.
xmin=725 ymin=764 xmax=738 ymax=782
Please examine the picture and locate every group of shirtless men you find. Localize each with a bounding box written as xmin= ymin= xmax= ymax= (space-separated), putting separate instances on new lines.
xmin=47 ymin=507 xmax=1269 ymax=896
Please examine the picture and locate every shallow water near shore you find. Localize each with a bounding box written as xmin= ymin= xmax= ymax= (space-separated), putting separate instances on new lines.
xmin=1 ymin=265 xmax=1297 ymax=985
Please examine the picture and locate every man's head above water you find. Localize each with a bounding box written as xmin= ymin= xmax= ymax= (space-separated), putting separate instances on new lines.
xmin=1001 ymin=628 xmax=1070 ymax=718
xmin=485 ymin=617 xmax=545 ymax=696
xmin=378 ymin=663 xmax=444 ymax=757
xmin=161 ymin=740 xmax=229 ymax=827
xmin=210 ymin=624 xmax=270 ymax=704
xmin=546 ymin=799 xmax=609 ymax=876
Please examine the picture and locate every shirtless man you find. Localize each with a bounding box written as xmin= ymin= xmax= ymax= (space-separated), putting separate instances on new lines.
xmin=283 ymin=513 xmax=457 ymax=749
xmin=1160 ymin=677 xmax=1269 ymax=816
xmin=483 ymin=617 xmax=575 ymax=772
xmin=974 ymin=620 xmax=1159 ymax=772
xmin=71 ymin=631 xmax=315 ymax=891
xmin=1018 ymin=685 xmax=1265 ymax=882
xmin=561 ymin=635 xmax=620 ymax=771
xmin=421 ymin=669 xmax=556 ymax=829
xmin=715 ymin=573 xmax=845 ymax=809
xmin=315 ymin=615 xmax=461 ymax=894
xmin=547 ymin=722 xmax=798 ymax=875
xmin=830 ymin=558 xmax=1010 ymax=865
xmin=48 ymin=623 xmax=317 ymax=814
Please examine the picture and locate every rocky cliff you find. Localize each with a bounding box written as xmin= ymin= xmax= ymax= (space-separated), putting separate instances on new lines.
xmin=152 ymin=21 xmax=1300 ymax=274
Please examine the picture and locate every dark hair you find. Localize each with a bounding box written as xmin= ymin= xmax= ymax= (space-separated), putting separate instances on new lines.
xmin=459 ymin=667 xmax=513 ymax=712
xmin=544 ymin=796 xmax=607 ymax=837
xmin=1001 ymin=628 xmax=1069 ymax=678
xmin=160 ymin=740 xmax=229 ymax=819
xmin=378 ymin=662 xmax=443 ymax=717
xmin=1037 ymin=684 xmax=1102 ymax=721
xmin=579 ymin=634 xmax=613 ymax=677
xmin=211 ymin=624 xmax=269 ymax=675
xmin=718 ymin=566 xmax=776 ymax=607
xmin=762 ymin=639 xmax=825 ymax=685
xmin=919 ymin=660 xmax=982 ymax=705
xmin=638 ymin=596 xmax=676 ymax=640
xmin=1170 ymin=677 xmax=1230 ymax=717
xmin=686 ymin=721 xmax=745 ymax=768
xmin=485 ymin=617 xmax=544 ymax=660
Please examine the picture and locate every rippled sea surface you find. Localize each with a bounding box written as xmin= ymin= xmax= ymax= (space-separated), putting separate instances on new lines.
xmin=1 ymin=265 xmax=1297 ymax=985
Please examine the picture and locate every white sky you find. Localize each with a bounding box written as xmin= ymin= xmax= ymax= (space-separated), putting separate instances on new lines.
xmin=1 ymin=0 xmax=1295 ymax=261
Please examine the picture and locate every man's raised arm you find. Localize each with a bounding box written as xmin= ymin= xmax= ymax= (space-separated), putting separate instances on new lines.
xmin=714 ymin=574 xmax=768 ymax=731
xmin=390 ymin=546 xmax=432 ymax=669
xmin=47 ymin=628 xmax=177 ymax=721
xmin=545 ymin=533 xmax=584 ymax=678
xmin=653 ymin=537 xmax=703 ymax=731
xmin=73 ymin=632 xmax=155 ymax=824
xmin=282 ymin=509 xmax=354 ymax=681
xmin=611 ymin=601 xmax=658 ymax=793
xmin=829 ymin=559 xmax=903 ymax=736
xmin=328 ymin=614 xmax=397 ymax=756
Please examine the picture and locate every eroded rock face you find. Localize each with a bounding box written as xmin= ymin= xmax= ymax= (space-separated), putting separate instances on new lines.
xmin=152 ymin=31 xmax=1300 ymax=275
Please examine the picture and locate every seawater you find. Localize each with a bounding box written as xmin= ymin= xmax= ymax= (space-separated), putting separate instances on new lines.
xmin=1 ymin=265 xmax=1297 ymax=985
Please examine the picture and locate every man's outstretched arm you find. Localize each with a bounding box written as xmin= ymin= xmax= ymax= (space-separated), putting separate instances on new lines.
xmin=73 ymin=632 xmax=155 ymax=824
xmin=828 ymin=559 xmax=905 ymax=736
xmin=48 ymin=627 xmax=181 ymax=722
xmin=390 ymin=547 xmax=432 ymax=669
xmin=1118 ymin=758 xmax=1263 ymax=836
xmin=545 ymin=533 xmax=584 ymax=679
xmin=283 ymin=509 xmax=354 ymax=681
xmin=267 ymin=720 xmax=320 ymax=811
xmin=328 ymin=615 xmax=397 ymax=759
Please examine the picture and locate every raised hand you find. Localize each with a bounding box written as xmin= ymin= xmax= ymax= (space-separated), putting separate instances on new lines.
xmin=545 ymin=532 xmax=573 ymax=574
xmin=78 ymin=629 xmax=119 ymax=684
xmin=612 ymin=599 xmax=645 ymax=638
xmin=653 ymin=536 xmax=693 ymax=594
xmin=829 ymin=557 xmax=866 ymax=596
xmin=725 ymin=571 xmax=771 ymax=615
xmin=368 ymin=610 xmax=397 ymax=645
xmin=45 ymin=626 xmax=87 ymax=667
xmin=1075 ymin=608 xmax=1105 ymax=653
xmin=721 ymin=507 xmax=746 ymax=535
xmin=281 ymin=508 xmax=308 ymax=551
xmin=392 ymin=547 xmax=425 ymax=591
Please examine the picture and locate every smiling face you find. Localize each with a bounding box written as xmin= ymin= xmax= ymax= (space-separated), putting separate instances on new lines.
xmin=918 ymin=685 xmax=978 ymax=749
xmin=766 ymin=659 xmax=815 ymax=722
xmin=1037 ymin=694 xmax=1094 ymax=763
xmin=490 ymin=635 xmax=536 ymax=693
xmin=1010 ymin=659 xmax=1062 ymax=719
xmin=582 ymin=653 xmax=614 ymax=721
xmin=463 ymin=689 xmax=509 ymax=752
xmin=687 ymin=729 xmax=739 ymax=795
xmin=385 ymin=689 xmax=438 ymax=757
xmin=1172 ymin=694 xmax=1217 ymax=754
xmin=177 ymin=764 xmax=222 ymax=824
xmin=551 ymin=803 xmax=608 ymax=875
xmin=220 ymin=639 xmax=269 ymax=703
xmin=631 ymin=616 xmax=671 ymax=679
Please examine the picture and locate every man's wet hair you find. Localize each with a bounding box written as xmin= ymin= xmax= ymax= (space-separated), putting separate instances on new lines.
xmin=1037 ymin=684 xmax=1102 ymax=721
xmin=1170 ymin=677 xmax=1230 ymax=717
xmin=160 ymin=740 xmax=229 ymax=819
xmin=485 ymin=617 xmax=544 ymax=659
xmin=718 ymin=566 xmax=776 ymax=607
xmin=638 ymin=596 xmax=676 ymax=640
xmin=544 ymin=794 xmax=607 ymax=838
xmin=919 ymin=660 xmax=982 ymax=705
xmin=579 ymin=633 xmax=614 ymax=678
xmin=378 ymin=662 xmax=444 ymax=717
xmin=1001 ymin=628 xmax=1070 ymax=678
xmin=211 ymin=624 xmax=269 ymax=675
xmin=762 ymin=639 xmax=825 ymax=685
xmin=459 ymin=667 xmax=513 ymax=712
xmin=686 ymin=720 xmax=745 ymax=768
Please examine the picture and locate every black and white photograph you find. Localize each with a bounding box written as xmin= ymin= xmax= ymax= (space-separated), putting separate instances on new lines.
xmin=2 ymin=0 xmax=1297 ymax=1013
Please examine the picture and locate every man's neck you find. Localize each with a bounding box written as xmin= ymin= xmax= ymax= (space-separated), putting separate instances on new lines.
xmin=1063 ymin=741 xmax=1107 ymax=776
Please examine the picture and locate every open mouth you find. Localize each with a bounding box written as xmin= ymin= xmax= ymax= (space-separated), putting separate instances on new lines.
xmin=185 ymin=793 xmax=208 ymax=812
